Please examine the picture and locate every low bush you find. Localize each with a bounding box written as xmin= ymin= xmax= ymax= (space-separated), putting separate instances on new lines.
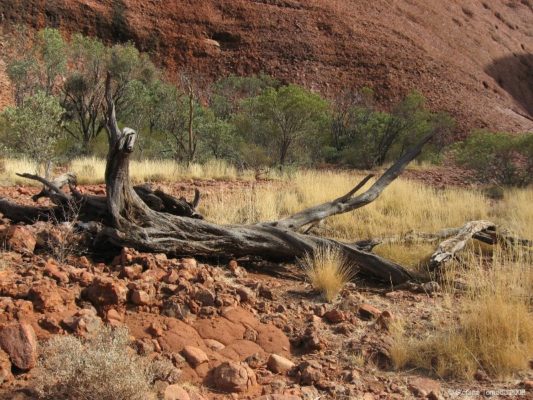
xmin=454 ymin=131 xmax=533 ymax=186
xmin=35 ymin=326 xmax=157 ymax=400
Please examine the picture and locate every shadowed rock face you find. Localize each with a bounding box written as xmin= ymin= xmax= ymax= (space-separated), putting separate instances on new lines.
xmin=485 ymin=53 xmax=533 ymax=120
xmin=0 ymin=0 xmax=532 ymax=133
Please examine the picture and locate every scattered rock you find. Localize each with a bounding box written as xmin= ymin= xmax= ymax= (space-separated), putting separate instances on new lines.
xmin=5 ymin=225 xmax=36 ymax=254
xmin=164 ymin=384 xmax=190 ymax=400
xmin=182 ymin=345 xmax=208 ymax=367
xmin=211 ymin=361 xmax=257 ymax=393
xmin=267 ymin=354 xmax=295 ymax=374
xmin=408 ymin=377 xmax=441 ymax=397
xmin=0 ymin=322 xmax=38 ymax=370
xmin=0 ymin=348 xmax=13 ymax=384
xmin=131 ymin=289 xmax=151 ymax=305
xmin=358 ymin=304 xmax=382 ymax=320
xmin=204 ymin=339 xmax=225 ymax=351
xmin=82 ymin=277 xmax=127 ymax=307
xmin=323 ymin=309 xmax=346 ymax=324
xmin=298 ymin=361 xmax=323 ymax=386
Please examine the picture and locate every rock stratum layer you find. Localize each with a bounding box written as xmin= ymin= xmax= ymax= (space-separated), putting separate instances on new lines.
xmin=0 ymin=0 xmax=532 ymax=133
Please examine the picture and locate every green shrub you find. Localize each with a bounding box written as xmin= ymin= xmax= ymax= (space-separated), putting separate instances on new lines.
xmin=454 ymin=131 xmax=533 ymax=186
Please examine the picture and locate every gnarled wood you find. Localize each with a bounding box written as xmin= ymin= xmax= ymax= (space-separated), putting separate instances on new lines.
xmin=428 ymin=220 xmax=496 ymax=270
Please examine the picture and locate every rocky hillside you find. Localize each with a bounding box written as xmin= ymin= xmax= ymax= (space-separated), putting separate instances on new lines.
xmin=0 ymin=0 xmax=532 ymax=133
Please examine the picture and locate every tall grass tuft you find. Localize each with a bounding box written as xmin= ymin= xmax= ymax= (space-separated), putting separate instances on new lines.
xmin=300 ymin=246 xmax=355 ymax=302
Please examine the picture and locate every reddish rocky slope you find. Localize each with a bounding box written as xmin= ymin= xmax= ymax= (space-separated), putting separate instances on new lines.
xmin=0 ymin=0 xmax=532 ymax=133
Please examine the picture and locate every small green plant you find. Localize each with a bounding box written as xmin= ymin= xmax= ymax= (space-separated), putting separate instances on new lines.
xmin=301 ymin=246 xmax=355 ymax=302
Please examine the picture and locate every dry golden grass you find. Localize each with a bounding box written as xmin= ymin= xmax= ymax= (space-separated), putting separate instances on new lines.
xmin=391 ymin=247 xmax=533 ymax=380
xmin=0 ymin=157 xmax=252 ymax=185
xmin=300 ymin=246 xmax=355 ymax=302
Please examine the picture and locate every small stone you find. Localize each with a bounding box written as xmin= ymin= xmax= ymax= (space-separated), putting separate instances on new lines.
xmin=267 ymin=354 xmax=295 ymax=374
xmin=0 ymin=322 xmax=38 ymax=370
xmin=323 ymin=309 xmax=346 ymax=324
xmin=131 ymin=289 xmax=151 ymax=305
xmin=182 ymin=346 xmax=208 ymax=367
xmin=0 ymin=349 xmax=13 ymax=384
xmin=181 ymin=258 xmax=197 ymax=269
xmin=194 ymin=286 xmax=215 ymax=307
xmin=44 ymin=259 xmax=69 ymax=284
xmin=211 ymin=361 xmax=257 ymax=393
xmin=204 ymin=339 xmax=225 ymax=351
xmin=523 ymin=381 xmax=533 ymax=390
xmin=408 ymin=377 xmax=441 ymax=397
xmin=164 ymin=384 xmax=190 ymax=400
xmin=6 ymin=225 xmax=36 ymax=254
xmin=358 ymin=304 xmax=382 ymax=320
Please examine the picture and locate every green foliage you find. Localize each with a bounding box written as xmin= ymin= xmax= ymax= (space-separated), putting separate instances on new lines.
xmin=211 ymin=74 xmax=279 ymax=119
xmin=37 ymin=28 xmax=67 ymax=94
xmin=1 ymin=92 xmax=64 ymax=175
xmin=455 ymin=131 xmax=533 ymax=186
xmin=330 ymin=89 xmax=454 ymax=168
xmin=237 ymin=85 xmax=330 ymax=167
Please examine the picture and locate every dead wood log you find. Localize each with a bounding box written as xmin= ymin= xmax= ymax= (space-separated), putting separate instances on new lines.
xmin=428 ymin=220 xmax=496 ymax=270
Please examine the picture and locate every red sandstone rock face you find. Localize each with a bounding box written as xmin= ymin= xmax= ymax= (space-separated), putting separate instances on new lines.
xmin=0 ymin=1 xmax=532 ymax=134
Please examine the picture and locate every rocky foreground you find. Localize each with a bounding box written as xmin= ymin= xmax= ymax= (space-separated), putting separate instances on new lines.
xmin=0 ymin=187 xmax=532 ymax=399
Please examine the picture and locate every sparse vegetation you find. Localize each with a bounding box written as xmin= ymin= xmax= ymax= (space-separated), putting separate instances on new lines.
xmin=454 ymin=130 xmax=533 ymax=186
xmin=391 ymin=247 xmax=533 ymax=380
xmin=300 ymin=246 xmax=355 ymax=302
xmin=35 ymin=326 xmax=157 ymax=400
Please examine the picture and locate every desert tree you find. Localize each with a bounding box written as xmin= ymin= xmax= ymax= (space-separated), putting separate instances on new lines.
xmin=1 ymin=91 xmax=64 ymax=177
xmin=61 ymin=34 xmax=109 ymax=154
xmin=237 ymin=85 xmax=330 ymax=167
xmin=37 ymin=28 xmax=67 ymax=96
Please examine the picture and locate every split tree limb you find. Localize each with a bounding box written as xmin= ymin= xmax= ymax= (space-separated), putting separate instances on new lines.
xmin=270 ymin=134 xmax=434 ymax=232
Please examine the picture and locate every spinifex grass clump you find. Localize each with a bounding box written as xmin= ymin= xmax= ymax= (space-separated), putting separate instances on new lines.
xmin=391 ymin=247 xmax=533 ymax=380
xmin=301 ymin=246 xmax=355 ymax=302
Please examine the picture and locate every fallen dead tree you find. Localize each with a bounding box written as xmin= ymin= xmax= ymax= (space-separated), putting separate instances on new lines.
xmin=0 ymin=73 xmax=527 ymax=285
